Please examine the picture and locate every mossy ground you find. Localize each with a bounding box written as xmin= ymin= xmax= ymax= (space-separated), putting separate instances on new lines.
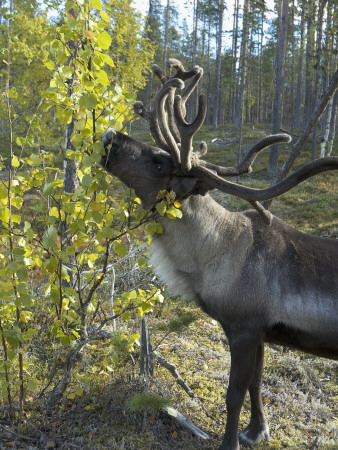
xmin=1 ymin=123 xmax=337 ymax=449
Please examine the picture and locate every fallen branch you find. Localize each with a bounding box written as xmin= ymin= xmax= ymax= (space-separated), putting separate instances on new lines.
xmin=161 ymin=405 xmax=210 ymax=440
xmin=154 ymin=351 xmax=223 ymax=425
xmin=0 ymin=423 xmax=39 ymax=442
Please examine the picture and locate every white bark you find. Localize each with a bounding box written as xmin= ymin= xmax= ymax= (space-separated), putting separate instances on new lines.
xmin=327 ymin=92 xmax=337 ymax=156
xmin=320 ymin=96 xmax=333 ymax=157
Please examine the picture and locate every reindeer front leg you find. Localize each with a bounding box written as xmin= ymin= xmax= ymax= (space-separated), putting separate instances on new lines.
xmin=219 ymin=333 xmax=262 ymax=450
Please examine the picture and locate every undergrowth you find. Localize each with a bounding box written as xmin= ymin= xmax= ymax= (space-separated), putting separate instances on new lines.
xmin=0 ymin=123 xmax=337 ymax=449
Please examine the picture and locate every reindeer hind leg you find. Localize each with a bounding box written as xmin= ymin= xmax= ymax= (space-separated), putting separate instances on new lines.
xmin=239 ymin=342 xmax=270 ymax=446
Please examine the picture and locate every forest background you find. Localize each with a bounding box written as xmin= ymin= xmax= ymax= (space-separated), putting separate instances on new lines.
xmin=0 ymin=0 xmax=337 ymax=448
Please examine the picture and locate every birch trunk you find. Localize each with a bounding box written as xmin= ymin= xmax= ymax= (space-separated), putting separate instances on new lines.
xmin=327 ymin=91 xmax=337 ymax=156
xmin=311 ymin=0 xmax=327 ymax=160
xmin=320 ymin=96 xmax=333 ymax=157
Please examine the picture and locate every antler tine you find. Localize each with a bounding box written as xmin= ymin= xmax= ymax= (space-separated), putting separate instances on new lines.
xmin=190 ymin=156 xmax=338 ymax=202
xmin=166 ymin=58 xmax=201 ymax=81
xmin=152 ymin=64 xmax=168 ymax=84
xmin=199 ymin=134 xmax=291 ymax=177
xmin=152 ymin=63 xmax=181 ymax=144
xmin=156 ymin=78 xmax=185 ymax=168
xmin=154 ymin=60 xmax=204 ymax=141
xmin=133 ymin=64 xmax=187 ymax=156
xmin=166 ymin=60 xmax=203 ymax=117
xmin=180 ymin=67 xmax=203 ymax=112
xmin=174 ymin=93 xmax=207 ymax=172
xmin=133 ymin=100 xmax=171 ymax=153
xmin=195 ymin=141 xmax=208 ymax=158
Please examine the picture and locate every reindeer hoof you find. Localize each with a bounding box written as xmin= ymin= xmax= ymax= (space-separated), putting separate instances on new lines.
xmin=239 ymin=424 xmax=270 ymax=447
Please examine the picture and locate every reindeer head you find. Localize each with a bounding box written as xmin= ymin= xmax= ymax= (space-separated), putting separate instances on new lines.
xmin=102 ymin=59 xmax=338 ymax=213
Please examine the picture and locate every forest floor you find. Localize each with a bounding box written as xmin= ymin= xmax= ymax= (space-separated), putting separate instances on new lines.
xmin=0 ymin=124 xmax=337 ymax=449
xmin=0 ymin=299 xmax=337 ymax=449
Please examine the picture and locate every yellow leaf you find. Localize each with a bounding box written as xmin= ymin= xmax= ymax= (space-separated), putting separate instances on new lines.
xmin=100 ymin=9 xmax=109 ymax=22
xmin=11 ymin=155 xmax=20 ymax=167
xmin=49 ymin=207 xmax=59 ymax=218
xmin=65 ymin=10 xmax=75 ymax=20
xmin=90 ymin=202 xmax=102 ymax=211
xmin=90 ymin=0 xmax=102 ymax=9
xmin=83 ymin=29 xmax=94 ymax=39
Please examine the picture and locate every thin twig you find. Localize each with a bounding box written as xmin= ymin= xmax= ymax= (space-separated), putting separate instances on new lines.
xmin=0 ymin=423 xmax=39 ymax=442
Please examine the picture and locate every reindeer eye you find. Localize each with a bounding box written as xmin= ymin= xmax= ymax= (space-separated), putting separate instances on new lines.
xmin=152 ymin=158 xmax=162 ymax=170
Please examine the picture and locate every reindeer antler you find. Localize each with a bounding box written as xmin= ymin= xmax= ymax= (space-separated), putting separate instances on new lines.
xmin=134 ymin=60 xmax=338 ymax=210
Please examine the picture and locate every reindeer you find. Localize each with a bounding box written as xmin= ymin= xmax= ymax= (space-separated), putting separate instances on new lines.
xmin=101 ymin=60 xmax=338 ymax=450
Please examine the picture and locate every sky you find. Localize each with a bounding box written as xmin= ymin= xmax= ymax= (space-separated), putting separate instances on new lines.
xmin=132 ymin=0 xmax=277 ymax=47
xmin=132 ymin=0 xmax=277 ymax=52
xmin=132 ymin=0 xmax=277 ymax=24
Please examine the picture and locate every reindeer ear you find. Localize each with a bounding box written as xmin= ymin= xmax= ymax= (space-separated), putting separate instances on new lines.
xmin=169 ymin=176 xmax=209 ymax=198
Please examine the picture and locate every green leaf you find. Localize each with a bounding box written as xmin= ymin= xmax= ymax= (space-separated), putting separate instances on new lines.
xmin=146 ymin=222 xmax=163 ymax=235
xmin=82 ymin=174 xmax=93 ymax=188
xmin=75 ymin=386 xmax=84 ymax=396
xmin=50 ymin=39 xmax=63 ymax=54
xmin=113 ymin=241 xmax=128 ymax=257
xmin=92 ymin=211 xmax=102 ymax=224
xmin=79 ymin=93 xmax=98 ymax=109
xmin=97 ymin=31 xmax=112 ymax=50
xmin=141 ymin=302 xmax=152 ymax=313
xmin=43 ymin=225 xmax=58 ymax=249
xmin=17 ymin=267 xmax=28 ymax=281
xmin=45 ymin=257 xmax=58 ymax=274
xmin=136 ymin=256 xmax=147 ymax=268
xmin=155 ymin=201 xmax=166 ymax=216
xmin=121 ymin=312 xmax=131 ymax=322
xmin=18 ymin=294 xmax=34 ymax=307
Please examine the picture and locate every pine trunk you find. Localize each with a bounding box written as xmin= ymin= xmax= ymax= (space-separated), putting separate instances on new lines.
xmin=228 ymin=0 xmax=239 ymax=123
xmin=303 ymin=2 xmax=316 ymax=127
xmin=267 ymin=0 xmax=289 ymax=175
xmin=234 ymin=0 xmax=249 ymax=128
xmin=294 ymin=0 xmax=306 ymax=129
xmin=311 ymin=0 xmax=327 ymax=160
xmin=212 ymin=0 xmax=224 ymax=130
xmin=163 ymin=0 xmax=170 ymax=69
